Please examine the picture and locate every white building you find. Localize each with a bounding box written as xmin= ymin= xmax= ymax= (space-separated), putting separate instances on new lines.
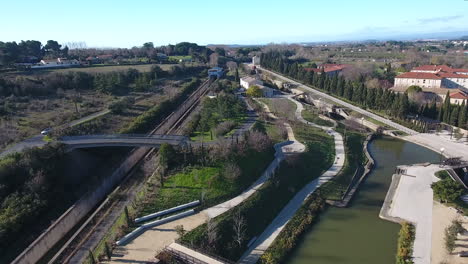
xmin=394 ymin=65 xmax=468 ymax=94
xmin=240 ymin=76 xmax=263 ymax=89
xmin=449 ymin=91 xmax=468 ymax=105
xmin=31 ymin=58 xmax=80 ymax=69
xmin=252 ymin=56 xmax=261 ymax=66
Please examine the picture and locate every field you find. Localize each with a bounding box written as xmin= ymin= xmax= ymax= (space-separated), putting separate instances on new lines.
xmin=5 ymin=64 xmax=178 ymax=77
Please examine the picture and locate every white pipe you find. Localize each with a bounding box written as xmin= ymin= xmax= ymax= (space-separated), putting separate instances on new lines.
xmin=134 ymin=200 xmax=200 ymax=223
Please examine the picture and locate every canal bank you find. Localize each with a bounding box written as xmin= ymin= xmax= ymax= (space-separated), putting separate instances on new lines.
xmin=286 ymin=136 xmax=439 ymax=264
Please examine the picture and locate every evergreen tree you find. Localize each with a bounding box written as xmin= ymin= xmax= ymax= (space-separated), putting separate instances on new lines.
xmin=450 ymin=105 xmax=459 ymax=126
xmin=442 ymin=91 xmax=451 ymax=123
xmin=458 ymin=101 xmax=467 ymax=129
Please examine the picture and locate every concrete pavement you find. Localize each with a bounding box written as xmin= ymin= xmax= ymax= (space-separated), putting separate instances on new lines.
xmin=384 ymin=164 xmax=442 ymax=264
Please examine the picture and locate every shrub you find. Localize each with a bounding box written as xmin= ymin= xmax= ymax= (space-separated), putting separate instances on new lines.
xmin=431 ymin=178 xmax=465 ymax=203
xmin=396 ymin=222 xmax=415 ymax=264
xmin=214 ymin=121 xmax=236 ymax=137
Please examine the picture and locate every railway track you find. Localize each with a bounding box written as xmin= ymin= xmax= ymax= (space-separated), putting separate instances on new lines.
xmin=47 ymin=78 xmax=215 ymax=264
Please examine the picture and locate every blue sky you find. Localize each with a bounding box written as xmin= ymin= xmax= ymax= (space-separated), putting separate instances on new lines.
xmin=1 ymin=0 xmax=467 ymax=48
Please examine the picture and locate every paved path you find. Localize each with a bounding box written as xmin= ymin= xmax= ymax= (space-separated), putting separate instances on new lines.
xmin=385 ymin=164 xmax=442 ymax=264
xmin=260 ymin=67 xmax=468 ymax=161
xmin=167 ymin=243 xmax=224 ymax=264
xmin=107 ymin=101 xmax=304 ymax=263
xmin=239 ymin=96 xmax=345 ymax=264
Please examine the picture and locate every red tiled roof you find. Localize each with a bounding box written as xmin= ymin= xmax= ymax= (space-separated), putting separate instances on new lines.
xmin=439 ymin=73 xmax=468 ymax=78
xmin=450 ymin=91 xmax=468 ymax=99
xmin=453 ymin=68 xmax=468 ymax=73
xmin=412 ymin=65 xmax=453 ymax=72
xmin=395 ymin=72 xmax=443 ymax=80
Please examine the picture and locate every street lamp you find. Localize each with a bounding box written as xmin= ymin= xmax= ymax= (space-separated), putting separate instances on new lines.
xmin=440 ymin=147 xmax=445 ymax=166
xmin=361 ymin=117 xmax=365 ymax=129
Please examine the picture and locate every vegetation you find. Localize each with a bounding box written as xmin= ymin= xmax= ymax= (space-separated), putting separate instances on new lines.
xmin=260 ymin=51 xmax=468 ymax=130
xmin=396 ymin=222 xmax=415 ymax=264
xmin=431 ymin=177 xmax=465 ymax=203
xmin=259 ymin=192 xmax=326 ymax=264
xmin=179 ymin=125 xmax=334 ymax=261
xmin=246 ymin=85 xmax=263 ymax=97
xmin=320 ymin=128 xmax=366 ymax=200
xmin=444 ymin=219 xmax=465 ymax=253
xmin=187 ymin=93 xmax=246 ymax=140
xmin=120 ymin=78 xmax=201 ymax=134
xmin=301 ymin=105 xmax=335 ymax=127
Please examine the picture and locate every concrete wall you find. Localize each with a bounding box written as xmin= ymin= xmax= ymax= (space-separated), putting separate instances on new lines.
xmin=11 ymin=147 xmax=150 ymax=264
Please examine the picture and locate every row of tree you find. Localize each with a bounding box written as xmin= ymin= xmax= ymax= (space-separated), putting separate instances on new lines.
xmin=0 ymin=65 xmax=205 ymax=97
xmin=260 ymin=51 xmax=468 ymax=130
xmin=0 ymin=40 xmax=69 ymax=66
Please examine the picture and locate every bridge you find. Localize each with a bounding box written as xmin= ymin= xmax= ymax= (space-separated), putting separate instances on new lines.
xmin=60 ymin=134 xmax=189 ymax=151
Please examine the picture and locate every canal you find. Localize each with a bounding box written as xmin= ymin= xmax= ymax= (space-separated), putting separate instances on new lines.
xmin=286 ymin=136 xmax=440 ymax=264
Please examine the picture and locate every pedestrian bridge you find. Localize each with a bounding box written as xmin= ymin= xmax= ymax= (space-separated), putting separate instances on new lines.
xmin=60 ymin=134 xmax=189 ymax=151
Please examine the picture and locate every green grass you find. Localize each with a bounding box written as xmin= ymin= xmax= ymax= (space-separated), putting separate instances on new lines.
xmin=180 ymin=121 xmax=335 ymax=261
xmin=319 ymin=128 xmax=366 ymax=200
xmin=190 ymin=131 xmax=215 ymax=142
xmin=139 ymin=167 xmax=222 ymax=216
xmin=302 ymin=106 xmax=335 ymax=127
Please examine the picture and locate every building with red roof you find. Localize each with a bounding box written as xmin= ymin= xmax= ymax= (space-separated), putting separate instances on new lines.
xmin=394 ymin=65 xmax=468 ymax=94
xmin=449 ymin=91 xmax=468 ymax=105
xmin=304 ymin=63 xmax=350 ymax=76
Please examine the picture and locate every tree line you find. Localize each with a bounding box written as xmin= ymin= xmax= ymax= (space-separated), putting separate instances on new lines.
xmin=0 ymin=40 xmax=69 ymax=66
xmin=260 ymin=51 xmax=468 ymax=130
xmin=0 ymin=65 xmax=205 ymax=97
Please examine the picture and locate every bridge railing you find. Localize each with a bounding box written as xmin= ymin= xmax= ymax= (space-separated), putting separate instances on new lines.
xmin=60 ymin=134 xmax=188 ymax=141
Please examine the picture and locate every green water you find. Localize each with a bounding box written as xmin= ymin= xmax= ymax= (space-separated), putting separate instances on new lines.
xmin=286 ymin=137 xmax=439 ymax=264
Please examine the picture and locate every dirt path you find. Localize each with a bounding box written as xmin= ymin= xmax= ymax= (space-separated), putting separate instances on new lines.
xmin=431 ymin=202 xmax=468 ymax=264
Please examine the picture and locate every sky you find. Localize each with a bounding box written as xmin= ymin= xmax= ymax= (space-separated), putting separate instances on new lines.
xmin=1 ymin=0 xmax=468 ymax=48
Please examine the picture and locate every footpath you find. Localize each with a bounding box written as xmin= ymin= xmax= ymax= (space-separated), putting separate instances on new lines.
xmin=107 ymin=100 xmax=305 ymax=263
xmin=238 ymin=96 xmax=345 ymax=264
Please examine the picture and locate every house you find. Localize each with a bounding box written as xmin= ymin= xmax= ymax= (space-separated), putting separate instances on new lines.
xmin=240 ymin=76 xmax=263 ymax=89
xmin=449 ymin=91 xmax=468 ymax=105
xmin=304 ymin=63 xmax=350 ymax=76
xmin=208 ymin=67 xmax=224 ymax=78
xmin=252 ymin=56 xmax=261 ymax=66
xmin=31 ymin=58 xmax=80 ymax=69
xmin=393 ymin=65 xmax=468 ymax=94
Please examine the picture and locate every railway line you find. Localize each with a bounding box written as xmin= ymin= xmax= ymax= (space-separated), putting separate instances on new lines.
xmin=46 ymin=78 xmax=215 ymax=264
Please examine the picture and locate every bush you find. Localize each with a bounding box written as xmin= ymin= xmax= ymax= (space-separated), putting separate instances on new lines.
xmin=214 ymin=121 xmax=236 ymax=137
xmin=431 ymin=178 xmax=465 ymax=203
xmin=396 ymin=222 xmax=415 ymax=264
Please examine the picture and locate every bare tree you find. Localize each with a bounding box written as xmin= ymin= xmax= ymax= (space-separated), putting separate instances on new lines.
xmin=223 ymin=162 xmax=241 ymax=180
xmin=247 ymin=131 xmax=272 ymax=152
xmin=206 ymin=219 xmax=219 ymax=249
xmin=232 ymin=209 xmax=247 ymax=247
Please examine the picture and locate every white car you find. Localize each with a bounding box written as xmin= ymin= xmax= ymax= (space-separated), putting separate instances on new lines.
xmin=41 ymin=128 xmax=52 ymax=135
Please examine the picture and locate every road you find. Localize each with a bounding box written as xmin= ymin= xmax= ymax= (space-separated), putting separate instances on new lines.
xmin=259 ymin=66 xmax=468 ymax=160
xmin=259 ymin=66 xmax=417 ymax=135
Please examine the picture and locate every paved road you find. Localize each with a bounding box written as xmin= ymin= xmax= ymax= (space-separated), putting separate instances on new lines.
xmin=259 ymin=66 xmax=418 ymax=135
xmin=239 ymin=96 xmax=345 ymax=264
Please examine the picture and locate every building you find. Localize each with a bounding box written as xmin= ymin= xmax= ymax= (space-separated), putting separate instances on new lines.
xmin=240 ymin=76 xmax=263 ymax=89
xmin=252 ymin=56 xmax=261 ymax=66
xmin=239 ymin=76 xmax=273 ymax=97
xmin=450 ymin=91 xmax=468 ymax=105
xmin=208 ymin=67 xmax=224 ymax=78
xmin=304 ymin=63 xmax=350 ymax=76
xmin=394 ymin=65 xmax=468 ymax=94
xmin=31 ymin=58 xmax=80 ymax=69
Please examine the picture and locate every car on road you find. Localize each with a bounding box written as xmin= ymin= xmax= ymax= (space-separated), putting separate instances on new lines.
xmin=41 ymin=128 xmax=52 ymax=135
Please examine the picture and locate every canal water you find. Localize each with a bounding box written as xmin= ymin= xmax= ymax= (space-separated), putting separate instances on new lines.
xmin=286 ymin=136 xmax=439 ymax=264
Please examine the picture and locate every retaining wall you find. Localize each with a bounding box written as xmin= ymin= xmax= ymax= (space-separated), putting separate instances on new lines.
xmin=11 ymin=147 xmax=150 ymax=264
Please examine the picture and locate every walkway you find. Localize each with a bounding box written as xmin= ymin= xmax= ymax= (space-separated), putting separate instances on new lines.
xmin=238 ymin=96 xmax=345 ymax=264
xmin=382 ymin=164 xmax=442 ymax=264
xmin=107 ymin=104 xmax=304 ymax=263
xmin=260 ymin=67 xmax=468 ymax=160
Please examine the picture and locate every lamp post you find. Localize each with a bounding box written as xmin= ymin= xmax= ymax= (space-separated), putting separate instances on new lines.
xmin=440 ymin=147 xmax=445 ymax=166
xmin=361 ymin=117 xmax=365 ymax=130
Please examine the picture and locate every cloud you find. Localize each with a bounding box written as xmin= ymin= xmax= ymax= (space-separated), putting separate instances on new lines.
xmin=418 ymin=15 xmax=463 ymax=24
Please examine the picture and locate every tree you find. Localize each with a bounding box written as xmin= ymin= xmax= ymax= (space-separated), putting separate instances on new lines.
xmin=458 ymin=101 xmax=467 ymax=129
xmin=105 ymin=242 xmax=112 ymax=260
xmin=246 ymin=85 xmax=263 ymax=98
xmin=44 ymin=40 xmax=61 ymax=53
xmin=442 ymin=91 xmax=451 ymax=123
xmin=143 ymin=42 xmax=154 ymax=49
xmin=232 ymin=209 xmax=246 ymax=247
xmin=223 ymin=162 xmax=241 ymax=180
xmin=175 ymin=225 xmax=186 ymax=236
xmin=431 ymin=178 xmax=464 ymax=203
xmin=405 ymin=85 xmax=422 ymax=94
xmin=206 ymin=219 xmax=218 ymax=249
xmin=235 ymin=68 xmax=239 ymax=82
